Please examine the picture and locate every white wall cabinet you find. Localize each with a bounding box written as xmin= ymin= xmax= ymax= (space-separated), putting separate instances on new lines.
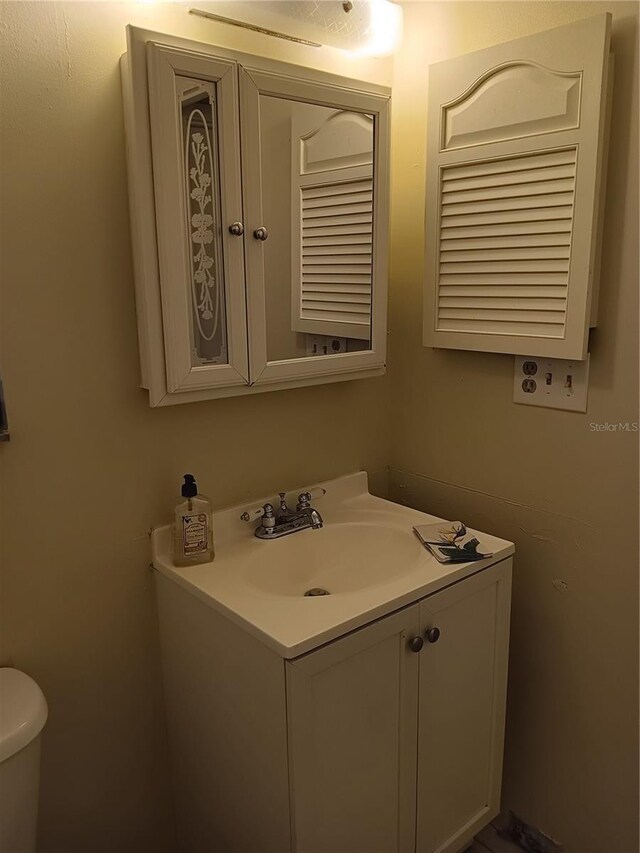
xmin=424 ymin=14 xmax=613 ymax=359
xmin=121 ymin=27 xmax=390 ymax=406
xmin=155 ymin=558 xmax=512 ymax=853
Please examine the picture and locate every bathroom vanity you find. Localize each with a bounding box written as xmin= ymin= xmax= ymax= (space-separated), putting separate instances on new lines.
xmin=152 ymin=473 xmax=514 ymax=853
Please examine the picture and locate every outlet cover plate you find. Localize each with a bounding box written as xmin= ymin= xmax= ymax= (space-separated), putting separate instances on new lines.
xmin=514 ymin=354 xmax=590 ymax=412
xmin=306 ymin=334 xmax=347 ymax=357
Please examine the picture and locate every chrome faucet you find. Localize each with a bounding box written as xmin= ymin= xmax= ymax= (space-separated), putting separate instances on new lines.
xmin=254 ymin=491 xmax=324 ymax=540
xmin=295 ymin=492 xmax=324 ymax=530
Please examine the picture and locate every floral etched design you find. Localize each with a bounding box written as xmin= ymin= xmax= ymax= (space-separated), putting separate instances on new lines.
xmin=186 ymin=118 xmax=219 ymax=342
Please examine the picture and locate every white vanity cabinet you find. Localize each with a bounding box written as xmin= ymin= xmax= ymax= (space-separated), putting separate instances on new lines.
xmin=121 ymin=27 xmax=390 ymax=406
xmin=155 ymin=557 xmax=511 ymax=853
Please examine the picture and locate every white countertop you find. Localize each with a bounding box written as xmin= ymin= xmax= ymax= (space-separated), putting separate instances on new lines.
xmin=152 ymin=472 xmax=514 ymax=658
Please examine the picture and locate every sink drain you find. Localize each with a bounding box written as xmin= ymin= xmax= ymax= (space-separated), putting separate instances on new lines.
xmin=304 ymin=587 xmax=331 ymax=597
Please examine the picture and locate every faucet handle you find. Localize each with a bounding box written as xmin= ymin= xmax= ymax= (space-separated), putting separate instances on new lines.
xmin=240 ymin=506 xmax=263 ymax=522
xmin=277 ymin=492 xmax=291 ymax=519
xmin=297 ymin=492 xmax=312 ymax=510
xmin=260 ymin=503 xmax=276 ymax=531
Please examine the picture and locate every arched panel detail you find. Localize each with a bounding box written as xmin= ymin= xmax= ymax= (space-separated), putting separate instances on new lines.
xmin=301 ymin=110 xmax=373 ymax=174
xmin=442 ymin=62 xmax=582 ymax=151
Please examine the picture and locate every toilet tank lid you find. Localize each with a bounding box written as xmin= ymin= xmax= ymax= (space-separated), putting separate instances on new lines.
xmin=0 ymin=668 xmax=48 ymax=762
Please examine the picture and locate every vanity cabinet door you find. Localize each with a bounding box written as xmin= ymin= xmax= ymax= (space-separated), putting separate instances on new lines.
xmin=416 ymin=559 xmax=512 ymax=853
xmin=286 ymin=605 xmax=420 ymax=853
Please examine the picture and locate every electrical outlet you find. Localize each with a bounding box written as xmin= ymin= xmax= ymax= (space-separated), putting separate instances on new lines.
xmin=306 ymin=335 xmax=347 ymax=357
xmin=514 ymin=354 xmax=590 ymax=412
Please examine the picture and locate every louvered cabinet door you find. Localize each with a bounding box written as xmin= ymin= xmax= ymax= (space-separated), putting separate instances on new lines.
xmin=424 ymin=14 xmax=613 ymax=359
xmin=292 ymin=109 xmax=374 ymax=341
xmin=296 ymin=174 xmax=373 ymax=340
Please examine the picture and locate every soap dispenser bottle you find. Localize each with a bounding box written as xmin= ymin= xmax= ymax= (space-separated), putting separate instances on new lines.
xmin=173 ymin=474 xmax=214 ymax=566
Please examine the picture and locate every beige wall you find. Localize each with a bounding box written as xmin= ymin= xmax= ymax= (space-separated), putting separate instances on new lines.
xmin=389 ymin=3 xmax=639 ymax=851
xmin=0 ymin=4 xmax=390 ymax=851
xmin=1 ymin=1 xmax=637 ymax=852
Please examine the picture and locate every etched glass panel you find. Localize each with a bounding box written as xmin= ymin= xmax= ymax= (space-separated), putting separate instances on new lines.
xmin=180 ymin=80 xmax=228 ymax=366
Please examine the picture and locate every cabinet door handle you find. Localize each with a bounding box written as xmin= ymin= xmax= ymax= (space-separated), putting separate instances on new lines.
xmin=253 ymin=226 xmax=269 ymax=241
xmin=228 ymin=221 xmax=244 ymax=236
xmin=409 ymin=636 xmax=424 ymax=653
xmin=425 ymin=627 xmax=441 ymax=644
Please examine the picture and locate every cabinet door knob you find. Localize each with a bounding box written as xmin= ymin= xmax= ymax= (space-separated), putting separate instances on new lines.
xmin=228 ymin=221 xmax=244 ymax=236
xmin=253 ymin=226 xmax=269 ymax=241
xmin=409 ymin=636 xmax=424 ymax=653
xmin=425 ymin=627 xmax=441 ymax=644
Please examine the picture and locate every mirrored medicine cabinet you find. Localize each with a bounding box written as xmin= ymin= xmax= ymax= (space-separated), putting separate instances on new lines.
xmin=121 ymin=26 xmax=390 ymax=406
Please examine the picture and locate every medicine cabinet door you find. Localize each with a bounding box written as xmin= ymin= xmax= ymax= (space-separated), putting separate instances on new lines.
xmin=239 ymin=66 xmax=390 ymax=387
xmin=146 ymin=43 xmax=249 ymax=395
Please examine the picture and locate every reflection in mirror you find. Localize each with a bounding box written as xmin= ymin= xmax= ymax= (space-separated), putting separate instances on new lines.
xmin=259 ymin=96 xmax=374 ymax=363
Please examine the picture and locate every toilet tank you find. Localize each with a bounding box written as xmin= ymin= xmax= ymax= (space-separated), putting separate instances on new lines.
xmin=0 ymin=669 xmax=48 ymax=853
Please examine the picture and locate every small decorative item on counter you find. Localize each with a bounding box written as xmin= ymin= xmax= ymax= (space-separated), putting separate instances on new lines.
xmin=173 ymin=474 xmax=214 ymax=566
xmin=413 ymin=521 xmax=492 ymax=564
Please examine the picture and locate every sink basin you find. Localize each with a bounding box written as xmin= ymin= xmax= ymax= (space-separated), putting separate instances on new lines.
xmin=242 ymin=522 xmax=424 ymax=597
xmin=151 ymin=471 xmax=515 ymax=657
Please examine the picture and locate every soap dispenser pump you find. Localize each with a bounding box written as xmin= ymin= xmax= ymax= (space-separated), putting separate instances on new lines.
xmin=173 ymin=474 xmax=214 ymax=566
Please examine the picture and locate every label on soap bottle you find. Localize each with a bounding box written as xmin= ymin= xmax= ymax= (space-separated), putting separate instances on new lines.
xmin=182 ymin=514 xmax=208 ymax=556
